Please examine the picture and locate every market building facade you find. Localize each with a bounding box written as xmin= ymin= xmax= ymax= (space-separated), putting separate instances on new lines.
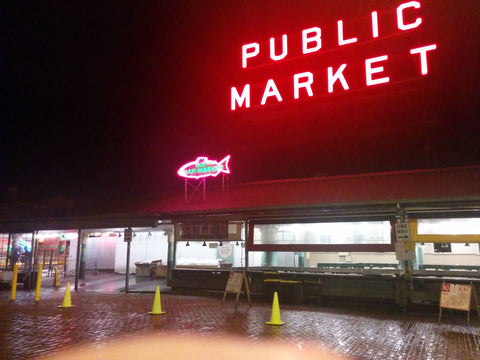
xmin=1 ymin=166 xmax=479 ymax=310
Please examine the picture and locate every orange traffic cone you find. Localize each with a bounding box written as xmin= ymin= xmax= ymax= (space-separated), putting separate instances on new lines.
xmin=148 ymin=286 xmax=165 ymax=315
xmin=266 ymin=291 xmax=284 ymax=325
xmin=58 ymin=282 xmax=75 ymax=308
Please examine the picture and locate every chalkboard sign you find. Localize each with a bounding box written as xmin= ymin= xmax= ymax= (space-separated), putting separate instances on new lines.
xmin=222 ymin=270 xmax=251 ymax=306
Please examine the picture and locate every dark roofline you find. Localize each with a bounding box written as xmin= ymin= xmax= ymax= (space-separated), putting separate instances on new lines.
xmin=1 ymin=165 xmax=479 ymax=232
xmin=138 ymin=165 xmax=480 ymax=215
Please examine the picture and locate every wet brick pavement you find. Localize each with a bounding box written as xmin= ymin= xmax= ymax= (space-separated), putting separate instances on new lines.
xmin=1 ymin=276 xmax=480 ymax=360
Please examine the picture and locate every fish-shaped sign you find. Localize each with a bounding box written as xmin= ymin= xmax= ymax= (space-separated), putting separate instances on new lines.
xmin=177 ymin=155 xmax=231 ymax=179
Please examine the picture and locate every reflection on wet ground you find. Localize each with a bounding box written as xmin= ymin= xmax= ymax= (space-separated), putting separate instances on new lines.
xmin=0 ymin=273 xmax=479 ymax=360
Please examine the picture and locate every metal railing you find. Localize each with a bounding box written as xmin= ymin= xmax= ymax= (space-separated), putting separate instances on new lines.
xmin=85 ymin=260 xmax=98 ymax=275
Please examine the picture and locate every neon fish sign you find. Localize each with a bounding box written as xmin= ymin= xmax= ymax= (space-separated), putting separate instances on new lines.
xmin=177 ymin=155 xmax=231 ymax=179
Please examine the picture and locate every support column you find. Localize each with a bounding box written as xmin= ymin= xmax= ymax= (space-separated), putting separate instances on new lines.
xmin=125 ymin=238 xmax=131 ymax=293
xmin=414 ymin=244 xmax=425 ymax=270
xmin=79 ymin=232 xmax=88 ymax=279
xmin=74 ymin=229 xmax=82 ymax=291
xmin=6 ymin=233 xmax=12 ymax=270
xmin=166 ymin=227 xmax=175 ymax=284
xmin=30 ymin=232 xmax=38 ymax=290
xmin=262 ymin=252 xmax=277 ymax=266
xmin=244 ymin=221 xmax=249 ymax=271
xmin=297 ymin=252 xmax=305 ymax=268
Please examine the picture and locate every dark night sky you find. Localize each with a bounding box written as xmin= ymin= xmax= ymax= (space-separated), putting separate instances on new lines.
xmin=1 ymin=1 xmax=479 ymax=205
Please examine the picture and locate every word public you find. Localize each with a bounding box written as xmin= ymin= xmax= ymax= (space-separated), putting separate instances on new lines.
xmin=231 ymin=1 xmax=437 ymax=110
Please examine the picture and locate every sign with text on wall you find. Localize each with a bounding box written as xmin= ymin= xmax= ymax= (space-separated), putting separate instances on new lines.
xmin=439 ymin=283 xmax=472 ymax=312
xmin=438 ymin=282 xmax=480 ymax=325
xmin=124 ymin=228 xmax=133 ymax=243
xmin=231 ymin=1 xmax=438 ymax=111
xmin=180 ymin=223 xmax=229 ymax=240
xmin=395 ymin=221 xmax=411 ymax=241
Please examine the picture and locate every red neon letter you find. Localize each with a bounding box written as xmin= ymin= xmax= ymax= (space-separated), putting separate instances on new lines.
xmin=365 ymin=55 xmax=390 ymax=86
xmin=410 ymin=44 xmax=437 ymax=75
xmin=328 ymin=64 xmax=349 ymax=93
xmin=397 ymin=1 xmax=422 ymax=31
xmin=231 ymin=84 xmax=250 ymax=110
xmin=261 ymin=79 xmax=283 ymax=105
xmin=371 ymin=11 xmax=379 ymax=38
xmin=270 ymin=34 xmax=288 ymax=61
xmin=242 ymin=43 xmax=259 ymax=68
xmin=293 ymin=72 xmax=314 ymax=99
xmin=337 ymin=20 xmax=357 ymax=46
xmin=302 ymin=27 xmax=322 ymax=54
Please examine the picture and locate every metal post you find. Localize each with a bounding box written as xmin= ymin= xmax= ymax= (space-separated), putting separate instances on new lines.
xmin=125 ymin=238 xmax=131 ymax=293
xmin=184 ymin=178 xmax=188 ymax=203
xmin=10 ymin=264 xmax=18 ymax=301
xmin=166 ymin=229 xmax=174 ymax=283
xmin=35 ymin=265 xmax=43 ymax=301
xmin=79 ymin=233 xmax=87 ymax=280
xmin=32 ymin=231 xmax=38 ymax=274
xmin=244 ymin=221 xmax=249 ymax=271
xmin=74 ymin=229 xmax=82 ymax=291
xmin=30 ymin=232 xmax=37 ymax=290
xmin=203 ymin=178 xmax=206 ymax=201
xmin=6 ymin=233 xmax=12 ymax=270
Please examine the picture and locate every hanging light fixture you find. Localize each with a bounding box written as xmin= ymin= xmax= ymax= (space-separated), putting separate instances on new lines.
xmin=465 ymin=243 xmax=470 ymax=247
xmin=235 ymin=241 xmax=239 ymax=246
xmin=219 ymin=241 xmax=223 ymax=246
xmin=148 ymin=232 xmax=152 ymax=236
xmin=202 ymin=241 xmax=207 ymax=247
xmin=186 ymin=241 xmax=190 ymax=247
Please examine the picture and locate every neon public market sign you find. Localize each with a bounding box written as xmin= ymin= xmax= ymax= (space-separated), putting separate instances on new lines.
xmin=230 ymin=1 xmax=437 ymax=110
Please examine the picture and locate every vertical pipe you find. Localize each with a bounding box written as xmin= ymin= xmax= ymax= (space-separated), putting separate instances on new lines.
xmin=203 ymin=178 xmax=206 ymax=201
xmin=35 ymin=265 xmax=43 ymax=301
xmin=32 ymin=231 xmax=39 ymax=279
xmin=6 ymin=233 xmax=12 ymax=270
xmin=166 ymin=229 xmax=174 ymax=283
xmin=222 ymin=174 xmax=225 ymax=202
xmin=54 ymin=268 xmax=60 ymax=287
xmin=184 ymin=178 xmax=188 ymax=203
xmin=125 ymin=237 xmax=131 ymax=293
xmin=30 ymin=232 xmax=37 ymax=290
xmin=79 ymin=234 xmax=87 ymax=279
xmin=74 ymin=229 xmax=82 ymax=291
xmin=167 ymin=225 xmax=177 ymax=287
xmin=244 ymin=221 xmax=249 ymax=271
xmin=10 ymin=264 xmax=18 ymax=301
xmin=64 ymin=240 xmax=70 ymax=278
xmin=173 ymin=225 xmax=177 ymax=268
